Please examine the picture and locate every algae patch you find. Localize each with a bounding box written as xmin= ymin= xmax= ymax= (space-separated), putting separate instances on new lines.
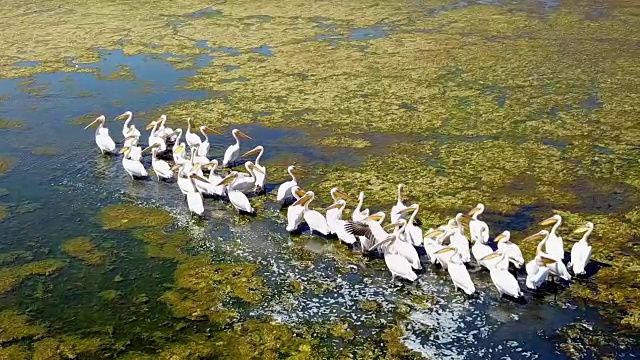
xmin=318 ymin=136 xmax=371 ymax=148
xmin=0 ymin=310 xmax=46 ymax=344
xmin=132 ymin=228 xmax=190 ymax=261
xmin=0 ymin=118 xmax=22 ymax=130
xmin=0 ymin=157 xmax=13 ymax=176
xmin=0 ymin=205 xmax=7 ymax=222
xmin=61 ymin=237 xmax=106 ymax=265
xmin=0 ymin=259 xmax=65 ymax=295
xmin=100 ymin=204 xmax=173 ymax=230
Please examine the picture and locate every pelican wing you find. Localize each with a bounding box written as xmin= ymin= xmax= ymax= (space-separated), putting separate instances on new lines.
xmin=344 ymin=221 xmax=375 ymax=243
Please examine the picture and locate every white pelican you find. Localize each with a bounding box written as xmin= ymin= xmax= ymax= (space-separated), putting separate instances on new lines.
xmin=216 ymin=172 xmax=255 ymax=213
xmin=434 ymin=247 xmax=475 ymax=295
xmin=119 ymin=146 xmax=147 ymax=179
xmin=145 ymin=121 xmax=167 ymax=151
xmin=157 ymin=115 xmax=177 ymax=142
xmin=241 ymin=146 xmax=267 ymax=192
xmin=390 ymin=184 xmax=407 ymax=223
xmin=276 ymin=165 xmax=303 ymax=203
xmin=324 ymin=200 xmax=358 ymax=245
xmin=467 ymin=203 xmax=489 ymax=244
xmin=389 ymin=219 xmax=422 ymax=270
xmin=524 ymin=230 xmax=571 ymax=281
xmin=196 ymin=125 xmax=220 ymax=157
xmin=173 ymin=142 xmax=187 ymax=166
xmin=222 ymin=128 xmax=252 ymax=167
xmin=185 ymin=117 xmax=201 ymax=147
xmin=173 ymin=163 xmax=199 ymax=195
xmin=540 ymin=214 xmax=565 ymax=260
xmin=116 ymin=111 xmax=140 ymax=138
xmin=495 ymin=230 xmax=524 ymax=268
xmin=472 ymin=235 xmax=494 ymax=269
xmin=185 ymin=174 xmax=209 ymax=216
xmin=325 ymin=187 xmax=349 ymax=234
xmin=481 ymin=252 xmax=522 ymax=298
xmin=397 ymin=204 xmax=422 ymax=246
xmin=569 ymin=221 xmax=594 ymax=275
xmin=369 ymin=226 xmax=417 ymax=282
xmin=194 ymin=160 xmax=225 ymax=197
xmin=423 ymin=228 xmax=449 ymax=265
xmin=192 ymin=144 xmax=211 ymax=168
xmin=296 ymin=191 xmax=330 ymax=235
xmin=143 ymin=144 xmax=173 ymax=181
xmin=286 ymin=187 xmax=311 ymax=232
xmin=450 ymin=213 xmax=471 ymax=263
xmin=352 ymin=192 xmax=370 ymax=222
xmin=123 ymin=127 xmax=139 ymax=148
xmin=84 ymin=115 xmax=116 ymax=154
xmin=345 ymin=212 xmax=388 ymax=252
xmin=231 ymin=161 xmax=264 ymax=193
xmin=122 ymin=131 xmax=142 ymax=161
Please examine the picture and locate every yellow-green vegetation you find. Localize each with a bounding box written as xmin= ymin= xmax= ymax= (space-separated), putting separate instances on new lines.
xmin=32 ymin=336 xmax=105 ymax=360
xmin=99 ymin=289 xmax=120 ymax=302
xmin=61 ymin=237 xmax=106 ymax=265
xmin=0 ymin=157 xmax=12 ymax=176
xmin=358 ymin=299 xmax=383 ymax=312
xmin=0 ymin=205 xmax=7 ymax=222
xmin=0 ymin=310 xmax=46 ymax=344
xmin=31 ymin=146 xmax=61 ymax=156
xmin=132 ymin=228 xmax=189 ymax=261
xmin=557 ymin=321 xmax=635 ymax=360
xmin=0 ymin=259 xmax=65 ymax=294
xmin=97 ymin=64 xmax=135 ymax=81
xmin=0 ymin=345 xmax=30 ymax=360
xmin=0 ymin=118 xmax=22 ymax=129
xmin=318 ymin=136 xmax=371 ymax=148
xmin=100 ymin=204 xmax=173 ymax=230
xmin=160 ymin=257 xmax=266 ymax=324
xmin=0 ymin=251 xmax=32 ymax=265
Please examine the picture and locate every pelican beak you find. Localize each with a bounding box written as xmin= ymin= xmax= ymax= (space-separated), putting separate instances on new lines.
xmin=325 ymin=202 xmax=343 ymax=211
xmin=539 ymin=256 xmax=557 ymax=266
xmin=119 ymin=146 xmax=130 ymax=154
xmin=237 ymin=130 xmax=252 ymax=140
xmin=466 ymin=205 xmax=481 ymax=217
xmin=294 ymin=188 xmax=307 ymax=198
xmin=479 ymin=252 xmax=501 ymax=262
xmin=123 ymin=135 xmax=137 ymax=142
xmin=145 ymin=122 xmax=155 ymax=130
xmin=175 ymin=145 xmax=185 ymax=154
xmin=115 ymin=113 xmax=127 ymax=120
xmin=190 ymin=174 xmax=209 ymax=183
xmin=171 ymin=164 xmax=182 ymax=171
xmin=215 ymin=173 xmax=238 ymax=187
xmin=142 ymin=143 xmax=158 ymax=152
xmin=383 ymin=222 xmax=401 ymax=231
xmin=203 ymin=126 xmax=221 ymax=135
xmin=540 ymin=216 xmax=558 ymax=226
xmin=573 ymin=225 xmax=590 ymax=234
xmin=523 ymin=231 xmax=546 ymax=242
xmin=291 ymin=193 xmax=312 ymax=207
xmin=434 ymin=247 xmax=456 ymax=255
xmin=424 ymin=229 xmax=445 ymax=238
xmin=192 ymin=163 xmax=201 ymax=172
xmin=83 ymin=119 xmax=99 ymax=130
xmin=335 ymin=189 xmax=349 ymax=200
xmin=369 ymin=236 xmax=394 ymax=251
xmin=494 ymin=232 xmax=507 ymax=243
xmin=241 ymin=147 xmax=261 ymax=158
xmin=367 ymin=213 xmax=383 ymax=222
xmin=398 ymin=206 xmax=416 ymax=215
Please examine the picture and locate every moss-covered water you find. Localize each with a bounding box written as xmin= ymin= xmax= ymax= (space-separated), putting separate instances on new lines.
xmin=0 ymin=0 xmax=638 ymax=358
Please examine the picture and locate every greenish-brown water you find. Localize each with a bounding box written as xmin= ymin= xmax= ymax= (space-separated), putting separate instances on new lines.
xmin=0 ymin=0 xmax=639 ymax=358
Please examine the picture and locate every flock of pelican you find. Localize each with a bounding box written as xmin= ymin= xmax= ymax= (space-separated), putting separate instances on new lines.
xmin=84 ymin=112 xmax=595 ymax=298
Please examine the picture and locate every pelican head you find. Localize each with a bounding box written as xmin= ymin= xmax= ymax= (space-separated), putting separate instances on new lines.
xmin=573 ymin=221 xmax=594 ymax=234
xmin=84 ymin=115 xmax=106 ymax=129
xmin=119 ymin=146 xmax=131 ymax=155
xmin=467 ymin=203 xmax=485 ymax=217
xmin=115 ymin=111 xmax=132 ymax=120
xmin=232 ymin=128 xmax=252 ymax=140
xmin=424 ymin=228 xmax=446 ymax=239
xmin=434 ymin=246 xmax=457 ymax=255
xmin=330 ymin=187 xmax=349 ymax=200
xmin=246 ymin=161 xmax=265 ymax=175
xmin=142 ymin=143 xmax=161 ymax=152
xmin=398 ymin=203 xmax=419 ymax=215
xmin=494 ymin=230 xmax=511 ymax=243
xmin=145 ymin=121 xmax=158 ymax=130
xmin=325 ymin=199 xmax=346 ymax=212
xmin=158 ymin=114 xmax=167 ymax=122
xmin=523 ymin=230 xmax=549 ymax=243
xmin=479 ymin=251 xmax=503 ymax=263
xmin=291 ymin=191 xmax=315 ymax=207
xmin=384 ymin=218 xmax=407 ymax=231
xmin=200 ymin=125 xmax=221 ymax=135
xmin=367 ymin=212 xmax=385 ymax=223
xmin=540 ymin=214 xmax=562 ymax=226
xmin=174 ymin=144 xmax=186 ymax=154
xmin=241 ymin=145 xmax=264 ymax=158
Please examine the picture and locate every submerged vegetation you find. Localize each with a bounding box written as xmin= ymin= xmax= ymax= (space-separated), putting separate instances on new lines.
xmin=61 ymin=237 xmax=106 ymax=266
xmin=0 ymin=259 xmax=64 ymax=294
xmin=100 ymin=204 xmax=173 ymax=230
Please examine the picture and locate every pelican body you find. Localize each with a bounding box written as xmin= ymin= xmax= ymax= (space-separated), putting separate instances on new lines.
xmin=223 ymin=129 xmax=252 ymax=167
xmin=217 ymin=172 xmax=255 ymax=213
xmin=120 ymin=146 xmax=147 ymax=179
xmin=241 ymin=146 xmax=267 ymax=192
xmin=434 ymin=247 xmax=475 ymax=295
xmin=277 ymin=165 xmax=303 ymax=204
xmin=569 ymin=222 xmax=594 ymax=275
xmin=85 ymin=115 xmax=116 ymax=154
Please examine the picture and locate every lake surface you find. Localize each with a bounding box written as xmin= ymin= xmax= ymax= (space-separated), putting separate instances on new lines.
xmin=0 ymin=0 xmax=639 ymax=358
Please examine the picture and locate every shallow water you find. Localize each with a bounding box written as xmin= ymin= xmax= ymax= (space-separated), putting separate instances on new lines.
xmin=0 ymin=1 xmax=639 ymax=358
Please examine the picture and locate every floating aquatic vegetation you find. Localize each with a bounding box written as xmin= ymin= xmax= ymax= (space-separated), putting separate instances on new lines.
xmin=61 ymin=237 xmax=106 ymax=266
xmin=30 ymin=146 xmax=61 ymax=156
xmin=0 ymin=205 xmax=6 ymax=222
xmin=0 ymin=251 xmax=33 ymax=266
xmin=358 ymin=299 xmax=383 ymax=312
xmin=97 ymin=64 xmax=135 ymax=81
xmin=100 ymin=204 xmax=173 ymax=230
xmin=99 ymin=289 xmax=120 ymax=302
xmin=0 ymin=118 xmax=22 ymax=130
xmin=318 ymin=136 xmax=371 ymax=148
xmin=0 ymin=259 xmax=64 ymax=295
xmin=557 ymin=321 xmax=635 ymax=360
xmin=32 ymin=336 xmax=106 ymax=360
xmin=132 ymin=228 xmax=189 ymax=261
xmin=0 ymin=157 xmax=13 ymax=176
xmin=0 ymin=344 xmax=30 ymax=359
xmin=0 ymin=310 xmax=46 ymax=344
xmin=160 ymin=257 xmax=266 ymax=324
